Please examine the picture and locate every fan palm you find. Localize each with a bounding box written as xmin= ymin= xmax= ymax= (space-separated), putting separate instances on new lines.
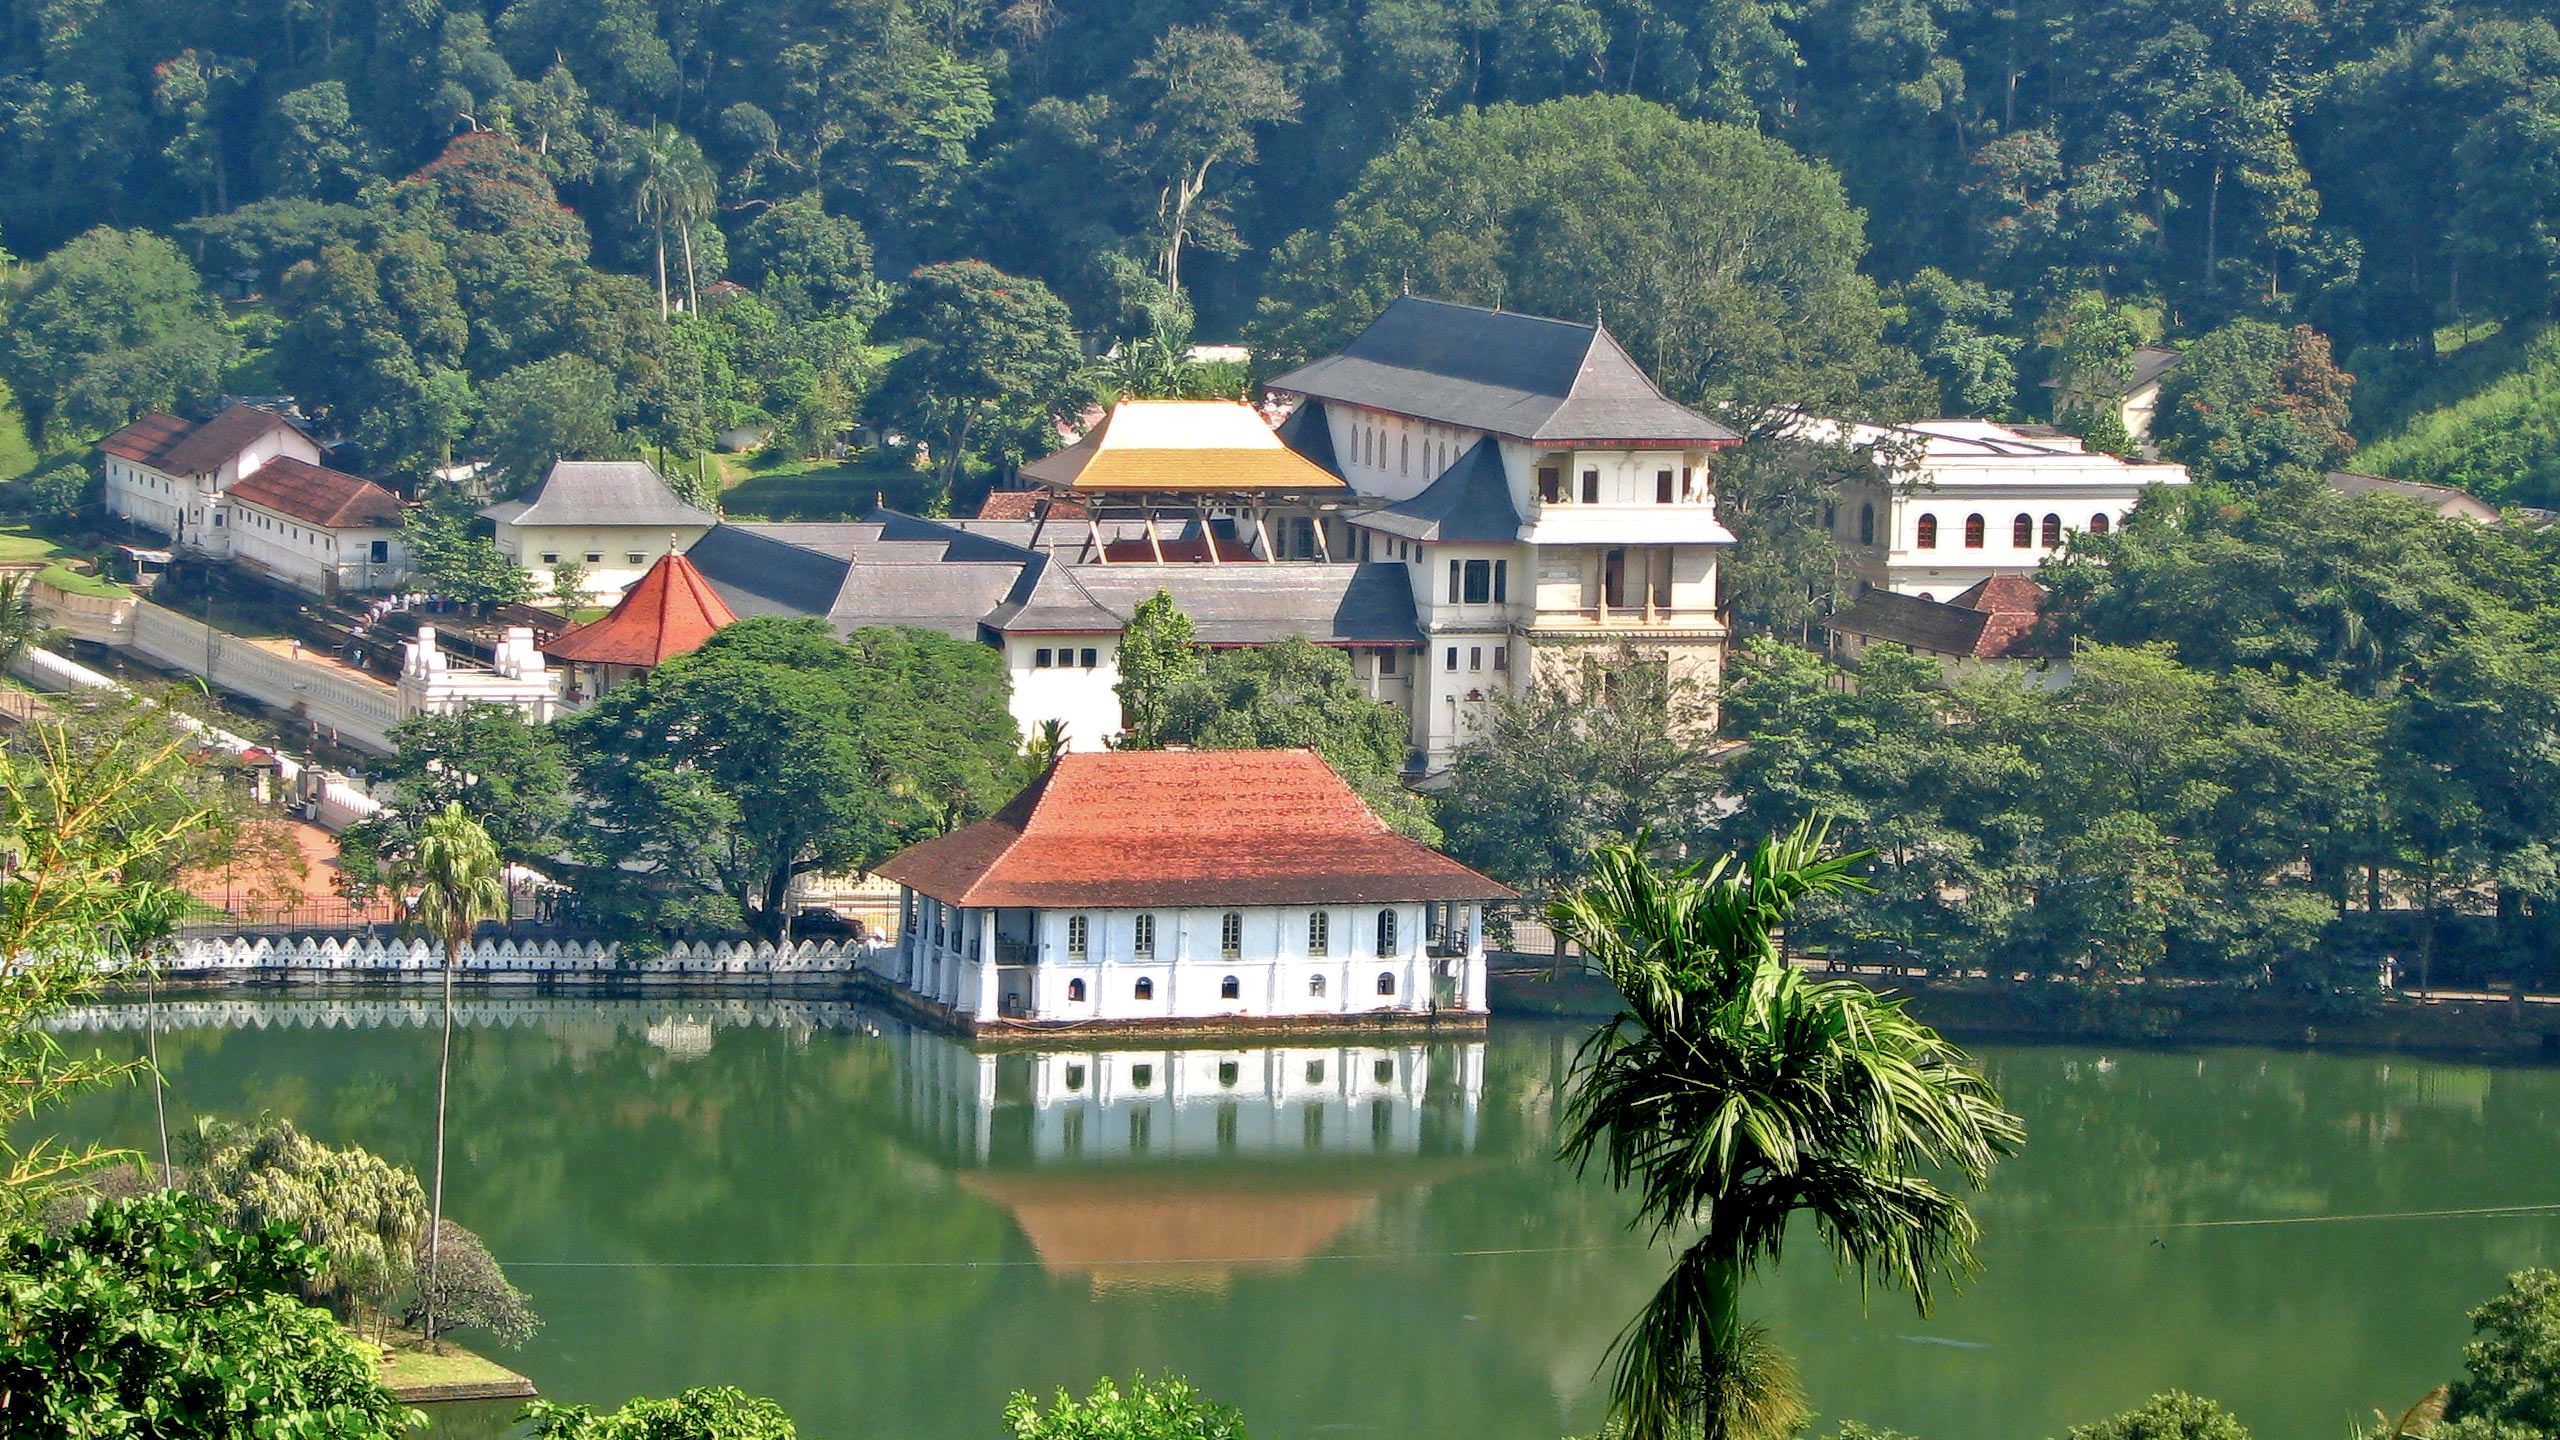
xmin=401 ymin=803 xmax=508 ymax=1346
xmin=1550 ymin=819 xmax=2025 ymax=1440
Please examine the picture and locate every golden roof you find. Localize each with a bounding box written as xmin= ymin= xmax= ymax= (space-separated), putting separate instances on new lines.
xmin=1021 ymin=400 xmax=1348 ymax=495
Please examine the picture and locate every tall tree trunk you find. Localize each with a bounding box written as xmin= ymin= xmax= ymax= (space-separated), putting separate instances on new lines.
xmin=425 ymin=932 xmax=457 ymax=1347
xmin=655 ymin=222 xmax=670 ymax=320
xmin=681 ymin=220 xmax=701 ymax=315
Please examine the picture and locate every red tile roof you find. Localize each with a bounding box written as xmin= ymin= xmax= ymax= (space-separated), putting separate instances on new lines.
xmin=98 ymin=412 xmax=193 ymax=466
xmin=1825 ymin=575 xmax=2062 ymax=661
xmin=542 ymin=549 xmax=738 ymax=667
xmin=878 ymin=750 xmax=1513 ymax=908
xmin=227 ymin=457 xmax=404 ymax=530
xmin=977 ymin=490 xmax=1088 ymax=521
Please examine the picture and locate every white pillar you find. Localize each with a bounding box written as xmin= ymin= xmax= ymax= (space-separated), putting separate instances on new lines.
xmin=973 ymin=912 xmax=999 ymax=1018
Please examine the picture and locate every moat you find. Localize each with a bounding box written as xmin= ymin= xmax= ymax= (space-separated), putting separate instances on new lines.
xmin=51 ymin=994 xmax=2560 ymax=1440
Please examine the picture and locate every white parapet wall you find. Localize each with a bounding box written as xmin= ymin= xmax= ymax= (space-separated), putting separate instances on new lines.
xmin=127 ymin=600 xmax=404 ymax=750
xmin=160 ymin=935 xmax=899 ymax=982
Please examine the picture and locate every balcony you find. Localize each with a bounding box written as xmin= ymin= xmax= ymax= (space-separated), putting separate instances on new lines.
xmin=1521 ymin=501 xmax=1736 ymax=548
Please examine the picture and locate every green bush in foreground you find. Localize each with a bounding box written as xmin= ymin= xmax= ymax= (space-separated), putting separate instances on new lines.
xmin=526 ymin=1385 xmax=804 ymax=1439
xmin=1006 ymin=1375 xmax=1247 ymax=1440
xmin=0 ymin=1191 xmax=413 ymax=1439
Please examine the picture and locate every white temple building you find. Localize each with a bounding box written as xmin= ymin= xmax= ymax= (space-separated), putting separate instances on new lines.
xmin=873 ymin=748 xmax=1511 ymax=1031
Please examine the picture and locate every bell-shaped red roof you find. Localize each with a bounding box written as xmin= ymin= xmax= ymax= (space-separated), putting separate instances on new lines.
xmin=541 ymin=549 xmax=737 ymax=668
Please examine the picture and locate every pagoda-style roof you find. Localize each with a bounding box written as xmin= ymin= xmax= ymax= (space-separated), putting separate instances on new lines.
xmin=1267 ymin=297 xmax=1741 ymax=447
xmin=1346 ymin=436 xmax=1522 ymax=544
xmin=541 ymin=549 xmax=737 ymax=668
xmin=877 ymin=749 xmax=1511 ymax=909
xmin=1021 ymin=400 xmax=1348 ymax=495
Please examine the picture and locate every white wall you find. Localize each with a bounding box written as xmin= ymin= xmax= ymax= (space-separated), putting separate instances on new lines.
xmin=223 ymin=499 xmax=408 ymax=595
xmin=495 ymin=523 xmax=710 ymax=599
xmin=1004 ymin=633 xmax=1121 ymax=750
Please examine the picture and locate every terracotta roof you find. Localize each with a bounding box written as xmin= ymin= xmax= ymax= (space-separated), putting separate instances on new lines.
xmin=98 ymin=412 xmax=193 ymax=466
xmin=542 ymin=550 xmax=738 ymax=666
xmin=977 ymin=490 xmax=1087 ymax=521
xmin=226 ymin=457 xmax=404 ymax=530
xmin=1825 ymin=577 xmax=2060 ymax=661
xmin=162 ymin=404 xmax=303 ymax=476
xmin=1267 ymin=297 xmax=1741 ymax=446
xmin=1021 ymin=401 xmax=1348 ymax=494
xmin=877 ymin=750 xmax=1512 ymax=908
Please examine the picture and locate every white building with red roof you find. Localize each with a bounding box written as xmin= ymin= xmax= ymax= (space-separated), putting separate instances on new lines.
xmin=98 ymin=403 xmax=327 ymax=554
xmin=874 ymin=749 xmax=1512 ymax=1030
xmin=222 ymin=457 xmax=411 ymax=596
xmin=541 ymin=548 xmax=738 ymax=704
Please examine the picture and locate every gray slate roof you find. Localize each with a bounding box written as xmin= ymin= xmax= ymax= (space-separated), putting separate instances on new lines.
xmin=829 ymin=562 xmax=1029 ymax=639
xmin=982 ymin=555 xmax=1127 ymax=633
xmin=1061 ymin=563 xmax=1422 ymax=646
xmin=481 ymin=460 xmax=717 ymax=530
xmin=1266 ymin=297 xmax=1740 ymax=446
xmin=1273 ymin=399 xmax=1343 ymax=477
xmin=1348 ymin=436 xmax=1522 ymax=544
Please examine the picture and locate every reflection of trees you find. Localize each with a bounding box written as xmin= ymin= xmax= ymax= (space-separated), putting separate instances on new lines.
xmin=54 ymin=1011 xmax=2560 ymax=1440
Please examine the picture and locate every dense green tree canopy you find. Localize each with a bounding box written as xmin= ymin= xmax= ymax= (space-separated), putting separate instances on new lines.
xmin=873 ymin=260 xmax=1087 ymax=513
xmin=563 ymin=617 xmax=1019 ymax=936
xmin=1257 ymin=94 xmax=1921 ymax=428
xmin=0 ymin=227 xmax=238 ymax=445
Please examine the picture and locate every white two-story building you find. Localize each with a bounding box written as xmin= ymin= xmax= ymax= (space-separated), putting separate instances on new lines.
xmin=1268 ymin=297 xmax=1742 ymax=768
xmin=875 ymin=748 xmax=1510 ymax=1031
xmin=482 ymin=459 xmax=717 ymax=602
xmin=97 ymin=405 xmax=412 ymax=595
xmin=1815 ymin=419 xmax=2191 ymax=600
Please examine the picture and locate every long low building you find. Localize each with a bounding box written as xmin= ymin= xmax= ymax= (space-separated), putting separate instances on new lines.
xmin=874 ymin=749 xmax=1511 ymax=1030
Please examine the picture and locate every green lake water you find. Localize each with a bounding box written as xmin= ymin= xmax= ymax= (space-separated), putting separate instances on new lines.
xmin=45 ymin=992 xmax=2560 ymax=1440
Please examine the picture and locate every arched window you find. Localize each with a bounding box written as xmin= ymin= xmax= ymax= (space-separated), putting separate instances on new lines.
xmin=1218 ymin=1060 xmax=1239 ymax=1087
xmin=1307 ymin=911 xmax=1329 ymax=955
xmin=1375 ymin=909 xmax=1398 ymax=957
xmin=1916 ymin=513 xmax=1938 ymax=549
xmin=1134 ymin=976 xmax=1154 ymax=1001
xmin=1309 ymin=974 xmax=1328 ymax=997
xmin=1065 ymin=1062 xmax=1085 ymax=1090
xmin=2091 ymin=512 xmax=2112 ymax=535
xmin=1377 ymin=971 xmax=1397 ymax=996
xmin=1964 ymin=514 xmax=1986 ymax=548
xmin=2041 ymin=513 xmax=2063 ymax=548
xmin=1066 ymin=978 xmax=1086 ymax=1003
xmin=2012 ymin=513 xmax=2033 ymax=547
xmin=1857 ymin=502 xmax=1876 ymax=545
xmin=1065 ymin=913 xmax=1088 ymax=958
xmin=1220 ymin=974 xmax=1241 ymax=999
xmin=1220 ymin=912 xmax=1242 ymax=958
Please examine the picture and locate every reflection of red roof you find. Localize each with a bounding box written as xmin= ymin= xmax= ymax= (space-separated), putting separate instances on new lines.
xmin=958 ymin=1170 xmax=1380 ymax=1293
xmin=878 ymin=750 xmax=1513 ymax=908
xmin=541 ymin=550 xmax=737 ymax=667
xmin=99 ymin=413 xmax=193 ymax=466
xmin=977 ymin=490 xmax=1087 ymax=521
xmin=228 ymin=457 xmax=404 ymax=530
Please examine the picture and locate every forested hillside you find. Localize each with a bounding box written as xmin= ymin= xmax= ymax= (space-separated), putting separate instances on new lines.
xmin=0 ymin=0 xmax=2555 ymax=503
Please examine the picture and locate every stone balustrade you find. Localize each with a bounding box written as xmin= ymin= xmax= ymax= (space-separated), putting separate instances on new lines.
xmin=159 ymin=934 xmax=898 ymax=982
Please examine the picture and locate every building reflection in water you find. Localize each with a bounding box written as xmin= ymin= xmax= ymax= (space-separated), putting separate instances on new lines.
xmin=892 ymin=1028 xmax=1490 ymax=1290
xmin=52 ymin=995 xmax=1494 ymax=1292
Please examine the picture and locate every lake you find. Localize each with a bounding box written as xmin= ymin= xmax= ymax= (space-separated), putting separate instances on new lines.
xmin=46 ymin=992 xmax=2560 ymax=1440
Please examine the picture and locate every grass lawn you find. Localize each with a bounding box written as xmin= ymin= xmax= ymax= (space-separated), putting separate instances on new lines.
xmin=0 ymin=526 xmax=65 ymax=564
xmin=373 ymin=1328 xmax=536 ymax=1402
xmin=717 ymin=451 xmax=941 ymax=520
xmin=37 ymin=561 xmax=129 ymax=597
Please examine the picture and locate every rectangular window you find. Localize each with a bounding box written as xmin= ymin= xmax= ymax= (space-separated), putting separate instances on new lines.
xmin=1462 ymin=559 xmax=1491 ymax=604
xmin=1034 ymin=648 xmax=1053 ymax=668
xmin=627 ymin=552 xmax=645 ymax=564
xmin=1448 ymin=559 xmax=1461 ymax=602
xmin=1581 ymin=469 xmax=1600 ymax=504
xmin=540 ymin=553 xmax=559 ymax=564
xmin=1376 ymin=909 xmax=1398 ymax=957
xmin=1378 ymin=649 xmax=1396 ymax=675
xmin=1538 ymin=467 xmax=1562 ymax=503
xmin=1308 ymin=911 xmax=1329 ymax=955
xmin=370 ymin=541 xmax=388 ymax=562
xmin=1133 ymin=913 xmax=1155 ymax=958
xmin=1220 ymin=911 xmax=1243 ymax=959
xmin=1081 ymin=648 xmax=1098 ymax=667
xmin=584 ymin=553 xmax=602 ymax=564
xmin=1657 ymin=469 xmax=1675 ymax=504
xmin=1493 ymin=560 xmax=1507 ymax=604
xmin=1445 ymin=646 xmax=1458 ymax=672
xmin=1066 ymin=914 xmax=1088 ymax=958
xmin=1401 ymin=435 xmax=1410 ymax=474
xmin=1493 ymin=646 xmax=1509 ymax=671
xmin=1681 ymin=466 xmax=1695 ymax=498
xmin=1468 ymin=646 xmax=1482 ymax=671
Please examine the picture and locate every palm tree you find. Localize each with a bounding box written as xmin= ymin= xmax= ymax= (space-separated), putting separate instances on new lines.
xmin=1549 ymin=819 xmax=2026 ymax=1440
xmin=113 ymin=881 xmax=196 ymax=1189
xmin=401 ymin=803 xmax=507 ymax=1347
xmin=612 ymin=123 xmax=717 ymax=318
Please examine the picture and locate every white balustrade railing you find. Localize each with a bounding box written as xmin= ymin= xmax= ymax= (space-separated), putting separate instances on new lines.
xmin=157 ymin=934 xmax=899 ymax=982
